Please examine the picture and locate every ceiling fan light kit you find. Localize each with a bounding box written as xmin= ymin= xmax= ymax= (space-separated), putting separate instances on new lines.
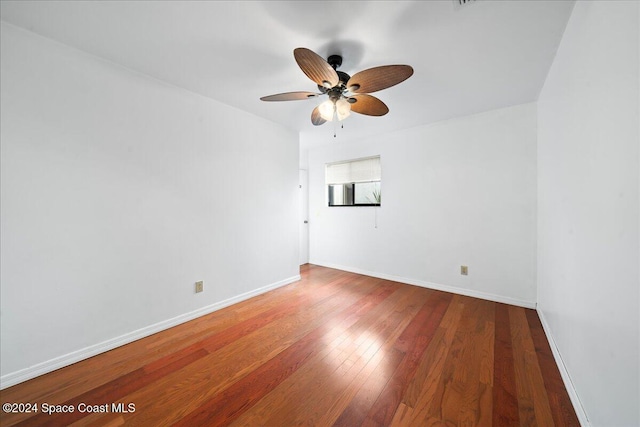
xmin=260 ymin=47 xmax=413 ymax=134
xmin=318 ymin=97 xmax=351 ymax=122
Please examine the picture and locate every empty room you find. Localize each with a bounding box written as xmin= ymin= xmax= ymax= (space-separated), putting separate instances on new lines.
xmin=0 ymin=1 xmax=638 ymax=426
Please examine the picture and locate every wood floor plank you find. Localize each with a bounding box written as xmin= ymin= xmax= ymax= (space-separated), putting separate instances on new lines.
xmin=11 ymin=348 xmax=208 ymax=427
xmin=170 ymin=281 xmax=399 ymax=427
xmin=331 ymin=347 xmax=405 ymax=427
xmin=524 ymin=309 xmax=580 ymax=427
xmin=328 ymin=285 xmax=430 ymax=427
xmin=477 ymin=301 xmax=496 ymax=426
xmin=71 ymin=413 xmax=125 ymax=427
xmin=62 ymin=270 xmax=376 ymax=427
xmin=241 ymin=282 xmax=413 ymax=427
xmin=440 ymin=297 xmax=484 ymax=424
xmin=236 ymin=281 xmax=421 ymax=427
xmin=0 ymin=265 xmax=580 ymax=427
xmin=363 ymin=291 xmax=453 ymax=426
xmin=509 ymin=306 xmax=555 ymax=426
xmin=400 ymin=294 xmax=465 ymax=408
xmin=389 ymin=295 xmax=466 ymax=426
xmin=459 ymin=299 xmax=494 ymax=426
xmin=116 ymin=273 xmax=381 ymax=426
xmin=493 ymin=303 xmax=520 ymax=426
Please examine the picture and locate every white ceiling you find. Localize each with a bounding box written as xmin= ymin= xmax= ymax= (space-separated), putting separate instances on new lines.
xmin=0 ymin=1 xmax=575 ymax=147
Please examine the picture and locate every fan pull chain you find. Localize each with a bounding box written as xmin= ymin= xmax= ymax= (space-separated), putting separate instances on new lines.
xmin=331 ymin=121 xmax=344 ymax=138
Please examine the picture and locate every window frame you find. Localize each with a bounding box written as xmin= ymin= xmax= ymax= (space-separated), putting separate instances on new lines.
xmin=326 ymin=156 xmax=381 ymax=207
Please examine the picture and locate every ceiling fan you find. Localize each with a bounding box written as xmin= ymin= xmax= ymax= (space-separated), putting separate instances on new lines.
xmin=260 ymin=48 xmax=413 ymax=127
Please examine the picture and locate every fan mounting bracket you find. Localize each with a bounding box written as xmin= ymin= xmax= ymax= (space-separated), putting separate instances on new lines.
xmin=327 ymin=55 xmax=343 ymax=70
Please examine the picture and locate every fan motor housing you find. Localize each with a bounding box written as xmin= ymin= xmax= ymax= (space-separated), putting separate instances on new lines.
xmin=318 ymin=71 xmax=350 ymax=92
xmin=318 ymin=55 xmax=351 ymax=92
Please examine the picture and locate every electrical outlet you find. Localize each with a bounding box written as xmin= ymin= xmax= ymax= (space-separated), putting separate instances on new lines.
xmin=460 ymin=266 xmax=468 ymax=276
xmin=195 ymin=281 xmax=204 ymax=293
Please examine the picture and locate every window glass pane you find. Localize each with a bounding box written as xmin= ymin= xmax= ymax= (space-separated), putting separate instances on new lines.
xmin=328 ymin=184 xmax=354 ymax=206
xmin=354 ymin=181 xmax=381 ymax=205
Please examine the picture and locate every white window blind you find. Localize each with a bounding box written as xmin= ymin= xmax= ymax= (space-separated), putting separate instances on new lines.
xmin=325 ymin=156 xmax=381 ymax=185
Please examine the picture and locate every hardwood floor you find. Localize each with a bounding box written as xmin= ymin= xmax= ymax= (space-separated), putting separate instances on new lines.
xmin=0 ymin=265 xmax=579 ymax=426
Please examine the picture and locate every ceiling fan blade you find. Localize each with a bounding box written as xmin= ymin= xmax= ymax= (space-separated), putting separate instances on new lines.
xmin=311 ymin=106 xmax=327 ymax=126
xmin=260 ymin=91 xmax=320 ymax=102
xmin=347 ymin=65 xmax=414 ymax=94
xmin=349 ymin=94 xmax=389 ymax=116
xmin=294 ymin=48 xmax=339 ymax=88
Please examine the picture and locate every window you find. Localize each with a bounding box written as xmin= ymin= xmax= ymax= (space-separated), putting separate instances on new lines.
xmin=326 ymin=156 xmax=381 ymax=206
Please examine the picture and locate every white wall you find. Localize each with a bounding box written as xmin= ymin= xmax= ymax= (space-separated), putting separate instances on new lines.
xmin=0 ymin=23 xmax=300 ymax=384
xmin=307 ymin=103 xmax=537 ymax=307
xmin=537 ymin=2 xmax=639 ymax=426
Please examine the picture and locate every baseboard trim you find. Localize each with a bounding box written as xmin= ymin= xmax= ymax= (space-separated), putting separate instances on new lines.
xmin=0 ymin=274 xmax=301 ymax=390
xmin=310 ymin=261 xmax=537 ymax=309
xmin=537 ymin=309 xmax=590 ymax=426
